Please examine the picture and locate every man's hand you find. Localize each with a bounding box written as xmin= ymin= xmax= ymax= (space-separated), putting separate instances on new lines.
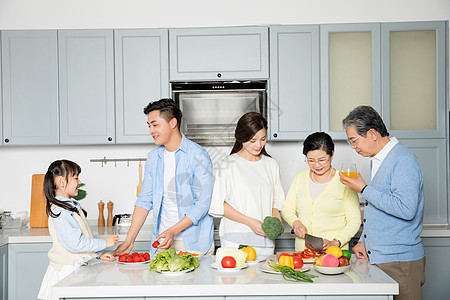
xmin=247 ymin=218 xmax=266 ymax=236
xmin=292 ymin=220 xmax=307 ymax=239
xmin=352 ymin=242 xmax=369 ymax=259
xmin=339 ymin=172 xmax=367 ymax=193
xmin=112 ymin=241 xmax=133 ymax=256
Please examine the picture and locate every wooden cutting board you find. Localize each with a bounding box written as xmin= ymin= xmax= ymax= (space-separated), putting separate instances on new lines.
xmin=30 ymin=174 xmax=48 ymax=228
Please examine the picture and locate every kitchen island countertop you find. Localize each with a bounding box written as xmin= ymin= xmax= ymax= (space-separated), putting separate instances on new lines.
xmin=52 ymin=255 xmax=398 ymax=299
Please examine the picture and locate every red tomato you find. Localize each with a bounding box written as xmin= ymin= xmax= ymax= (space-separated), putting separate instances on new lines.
xmin=126 ymin=256 xmax=134 ymax=263
xmin=118 ymin=255 xmax=127 ymax=262
xmin=144 ymin=253 xmax=150 ymax=261
xmin=131 ymin=252 xmax=139 ymax=257
xmin=140 ymin=256 xmax=146 ymax=262
xmin=221 ymin=256 xmax=236 ymax=268
xmin=133 ymin=256 xmax=141 ymax=262
xmin=293 ymin=257 xmax=304 ymax=269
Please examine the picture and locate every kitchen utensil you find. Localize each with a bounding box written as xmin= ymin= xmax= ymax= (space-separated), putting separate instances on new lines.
xmin=1 ymin=211 xmax=29 ymax=229
xmin=113 ymin=214 xmax=132 ymax=227
xmin=136 ymin=162 xmax=143 ymax=197
xmin=305 ymin=234 xmax=324 ymax=252
xmin=30 ymin=174 xmax=48 ymax=228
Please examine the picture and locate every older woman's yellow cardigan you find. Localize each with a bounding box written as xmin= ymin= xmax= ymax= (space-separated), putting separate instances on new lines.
xmin=281 ymin=169 xmax=361 ymax=251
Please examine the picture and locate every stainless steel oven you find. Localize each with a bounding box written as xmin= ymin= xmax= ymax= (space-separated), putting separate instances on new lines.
xmin=172 ymin=81 xmax=267 ymax=146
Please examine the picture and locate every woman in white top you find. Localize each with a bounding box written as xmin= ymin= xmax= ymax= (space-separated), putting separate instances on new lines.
xmin=209 ymin=112 xmax=285 ymax=256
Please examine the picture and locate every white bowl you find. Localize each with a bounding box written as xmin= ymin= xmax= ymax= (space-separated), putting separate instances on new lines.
xmin=314 ymin=264 xmax=351 ymax=275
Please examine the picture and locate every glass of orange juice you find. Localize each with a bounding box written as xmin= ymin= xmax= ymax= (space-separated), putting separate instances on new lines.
xmin=341 ymin=163 xmax=357 ymax=178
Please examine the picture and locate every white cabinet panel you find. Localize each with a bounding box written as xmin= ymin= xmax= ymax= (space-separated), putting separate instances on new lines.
xmin=170 ymin=27 xmax=268 ymax=81
xmin=58 ymin=30 xmax=115 ymax=145
xmin=1 ymin=30 xmax=59 ymax=145
xmin=114 ymin=29 xmax=169 ymax=144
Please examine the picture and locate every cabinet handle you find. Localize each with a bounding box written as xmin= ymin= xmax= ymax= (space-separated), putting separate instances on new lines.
xmin=107 ymin=137 xmax=113 ymax=142
xmin=217 ymin=73 xmax=222 ymax=78
xmin=4 ymin=138 xmax=9 ymax=143
xmin=273 ymin=133 xmax=278 ymax=138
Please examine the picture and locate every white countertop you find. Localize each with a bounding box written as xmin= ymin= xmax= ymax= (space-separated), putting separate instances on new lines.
xmin=2 ymin=223 xmax=449 ymax=247
xmin=52 ymin=255 xmax=398 ymax=298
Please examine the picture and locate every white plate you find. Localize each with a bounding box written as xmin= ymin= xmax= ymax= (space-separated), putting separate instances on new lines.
xmin=154 ymin=267 xmax=195 ymax=275
xmin=246 ymin=256 xmax=266 ymax=265
xmin=258 ymin=262 xmax=310 ymax=274
xmin=313 ymin=264 xmax=351 ymax=275
xmin=116 ymin=259 xmax=150 ymax=265
xmin=210 ymin=262 xmax=249 ymax=271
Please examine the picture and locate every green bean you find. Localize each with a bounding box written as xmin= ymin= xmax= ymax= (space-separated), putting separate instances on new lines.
xmin=268 ymin=260 xmax=318 ymax=283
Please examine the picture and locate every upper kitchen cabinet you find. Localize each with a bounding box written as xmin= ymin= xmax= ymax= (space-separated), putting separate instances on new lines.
xmin=58 ymin=30 xmax=115 ymax=145
xmin=381 ymin=21 xmax=446 ymax=139
xmin=114 ymin=29 xmax=169 ymax=144
xmin=1 ymin=30 xmax=59 ymax=145
xmin=169 ymin=27 xmax=269 ymax=81
xmin=269 ymin=25 xmax=320 ymax=141
xmin=320 ymin=23 xmax=381 ymax=139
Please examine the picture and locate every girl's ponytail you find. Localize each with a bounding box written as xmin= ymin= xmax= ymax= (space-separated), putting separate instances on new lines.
xmin=44 ymin=160 xmax=82 ymax=218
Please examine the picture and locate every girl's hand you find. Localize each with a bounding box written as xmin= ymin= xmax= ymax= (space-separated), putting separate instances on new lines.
xmin=322 ymin=238 xmax=340 ymax=250
xmin=99 ymin=252 xmax=115 ymax=261
xmin=155 ymin=229 xmax=175 ymax=249
xmin=247 ymin=218 xmax=266 ymax=236
xmin=292 ymin=220 xmax=307 ymax=239
xmin=105 ymin=234 xmax=119 ymax=248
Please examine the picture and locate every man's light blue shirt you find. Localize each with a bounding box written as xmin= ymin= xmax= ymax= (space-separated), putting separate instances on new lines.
xmin=135 ymin=134 xmax=214 ymax=254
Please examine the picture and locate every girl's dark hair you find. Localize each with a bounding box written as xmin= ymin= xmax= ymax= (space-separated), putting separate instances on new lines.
xmin=230 ymin=112 xmax=271 ymax=157
xmin=303 ymin=132 xmax=335 ymax=157
xmin=44 ymin=160 xmax=85 ymax=218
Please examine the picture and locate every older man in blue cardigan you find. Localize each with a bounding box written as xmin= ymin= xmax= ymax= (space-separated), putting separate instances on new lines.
xmin=339 ymin=106 xmax=425 ymax=300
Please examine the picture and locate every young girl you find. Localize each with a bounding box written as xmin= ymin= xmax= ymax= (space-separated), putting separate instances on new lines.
xmin=209 ymin=112 xmax=285 ymax=257
xmin=38 ymin=160 xmax=119 ymax=300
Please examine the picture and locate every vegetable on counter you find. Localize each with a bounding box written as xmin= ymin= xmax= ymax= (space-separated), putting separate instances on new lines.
xmin=268 ymin=260 xmax=318 ymax=282
xmin=215 ymin=247 xmax=247 ymax=267
xmin=149 ymin=249 xmax=199 ymax=272
xmin=278 ymin=254 xmax=294 ymax=268
xmin=261 ymin=216 xmax=284 ymax=240
xmin=221 ymin=256 xmax=236 ymax=268
xmin=241 ymin=246 xmax=256 ymax=261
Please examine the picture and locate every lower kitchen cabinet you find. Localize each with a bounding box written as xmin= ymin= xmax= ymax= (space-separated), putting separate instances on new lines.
xmin=422 ymin=237 xmax=450 ymax=300
xmin=1 ymin=245 xmax=7 ymax=300
xmin=8 ymin=243 xmax=50 ymax=300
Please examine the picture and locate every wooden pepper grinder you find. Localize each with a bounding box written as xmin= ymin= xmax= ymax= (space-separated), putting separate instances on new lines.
xmin=107 ymin=201 xmax=114 ymax=227
xmin=97 ymin=200 xmax=105 ymax=227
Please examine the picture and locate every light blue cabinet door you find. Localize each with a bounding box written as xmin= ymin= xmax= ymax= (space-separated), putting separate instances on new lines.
xmin=422 ymin=237 xmax=450 ymax=300
xmin=0 ymin=245 xmax=7 ymax=300
xmin=59 ymin=30 xmax=115 ymax=145
xmin=320 ymin=23 xmax=381 ymax=140
xmin=381 ymin=21 xmax=446 ymax=139
xmin=169 ymin=27 xmax=268 ymax=81
xmin=115 ymin=29 xmax=169 ymax=144
xmin=269 ymin=25 xmax=320 ymax=141
xmin=8 ymin=243 xmax=50 ymax=300
xmin=400 ymin=139 xmax=448 ymax=224
xmin=1 ymin=30 xmax=59 ymax=145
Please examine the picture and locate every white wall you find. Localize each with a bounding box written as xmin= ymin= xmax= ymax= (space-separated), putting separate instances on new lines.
xmin=0 ymin=0 xmax=448 ymax=221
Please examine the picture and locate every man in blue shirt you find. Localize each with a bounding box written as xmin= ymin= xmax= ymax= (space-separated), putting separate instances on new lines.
xmin=113 ymin=98 xmax=214 ymax=255
xmin=339 ymin=106 xmax=425 ymax=300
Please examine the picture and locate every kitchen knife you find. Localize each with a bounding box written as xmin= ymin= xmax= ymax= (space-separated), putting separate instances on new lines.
xmin=305 ymin=234 xmax=323 ymax=251
xmin=290 ymin=230 xmax=324 ymax=251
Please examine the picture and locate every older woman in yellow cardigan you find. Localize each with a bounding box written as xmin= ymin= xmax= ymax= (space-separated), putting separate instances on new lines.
xmin=282 ymin=132 xmax=361 ymax=251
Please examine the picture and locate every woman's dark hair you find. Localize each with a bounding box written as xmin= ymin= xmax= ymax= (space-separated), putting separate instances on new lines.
xmin=143 ymin=98 xmax=182 ymax=130
xmin=342 ymin=105 xmax=389 ymax=137
xmin=303 ymin=132 xmax=335 ymax=157
xmin=44 ymin=160 xmax=85 ymax=218
xmin=230 ymin=112 xmax=271 ymax=157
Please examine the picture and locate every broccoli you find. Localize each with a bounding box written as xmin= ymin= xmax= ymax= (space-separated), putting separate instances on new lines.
xmin=261 ymin=216 xmax=284 ymax=240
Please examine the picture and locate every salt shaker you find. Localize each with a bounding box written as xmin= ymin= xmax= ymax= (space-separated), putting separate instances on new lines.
xmin=97 ymin=201 xmax=105 ymax=227
xmin=107 ymin=201 xmax=114 ymax=227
